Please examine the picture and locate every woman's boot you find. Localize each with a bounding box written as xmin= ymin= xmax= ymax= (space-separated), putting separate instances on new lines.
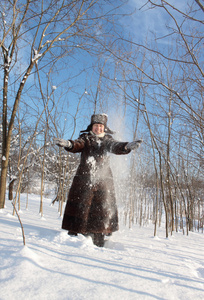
xmin=93 ymin=233 xmax=105 ymax=247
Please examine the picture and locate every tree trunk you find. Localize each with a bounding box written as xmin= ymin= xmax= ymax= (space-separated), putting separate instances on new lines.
xmin=0 ymin=155 xmax=9 ymax=208
xmin=8 ymin=178 xmax=16 ymax=200
xmin=0 ymin=63 xmax=34 ymax=208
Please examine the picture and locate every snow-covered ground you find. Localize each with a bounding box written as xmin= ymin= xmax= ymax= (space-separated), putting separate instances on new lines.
xmin=0 ymin=194 xmax=204 ymax=300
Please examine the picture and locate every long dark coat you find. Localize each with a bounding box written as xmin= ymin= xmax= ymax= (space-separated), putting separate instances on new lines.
xmin=62 ymin=132 xmax=131 ymax=235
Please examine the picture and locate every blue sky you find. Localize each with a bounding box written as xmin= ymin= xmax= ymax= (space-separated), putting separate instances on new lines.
xmin=1 ymin=0 xmax=203 ymax=145
xmin=47 ymin=0 xmax=203 ymax=143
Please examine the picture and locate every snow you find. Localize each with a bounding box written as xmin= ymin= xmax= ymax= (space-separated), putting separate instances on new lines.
xmin=32 ymin=49 xmax=42 ymax=62
xmin=0 ymin=194 xmax=204 ymax=300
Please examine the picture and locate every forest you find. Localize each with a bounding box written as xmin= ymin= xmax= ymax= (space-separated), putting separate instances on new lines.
xmin=0 ymin=0 xmax=203 ymax=238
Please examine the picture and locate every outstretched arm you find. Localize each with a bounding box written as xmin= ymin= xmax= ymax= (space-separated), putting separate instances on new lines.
xmin=53 ymin=138 xmax=72 ymax=148
xmin=106 ymin=137 xmax=143 ymax=155
xmin=125 ymin=139 xmax=143 ymax=151
xmin=54 ymin=137 xmax=85 ymax=153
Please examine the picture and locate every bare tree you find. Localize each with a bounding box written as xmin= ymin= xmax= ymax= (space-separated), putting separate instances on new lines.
xmin=0 ymin=0 xmax=130 ymax=208
xmin=107 ymin=0 xmax=204 ymax=235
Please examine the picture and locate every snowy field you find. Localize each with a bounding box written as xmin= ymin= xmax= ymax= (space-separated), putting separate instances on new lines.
xmin=0 ymin=194 xmax=204 ymax=300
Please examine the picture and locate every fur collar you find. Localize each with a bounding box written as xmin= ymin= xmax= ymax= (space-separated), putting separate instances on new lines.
xmin=90 ymin=131 xmax=105 ymax=138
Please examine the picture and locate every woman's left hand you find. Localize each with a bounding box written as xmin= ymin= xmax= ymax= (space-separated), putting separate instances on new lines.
xmin=126 ymin=139 xmax=143 ymax=150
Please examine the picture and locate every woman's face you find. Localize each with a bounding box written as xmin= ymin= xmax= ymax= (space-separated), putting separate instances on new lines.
xmin=92 ymin=123 xmax=105 ymax=135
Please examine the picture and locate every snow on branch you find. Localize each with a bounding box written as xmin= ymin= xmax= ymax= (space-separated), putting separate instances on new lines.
xmin=32 ymin=49 xmax=42 ymax=62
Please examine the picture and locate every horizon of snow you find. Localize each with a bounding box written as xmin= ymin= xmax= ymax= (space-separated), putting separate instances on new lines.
xmin=0 ymin=194 xmax=204 ymax=300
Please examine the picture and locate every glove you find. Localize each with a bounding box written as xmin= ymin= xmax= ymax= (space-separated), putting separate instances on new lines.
xmin=126 ymin=139 xmax=143 ymax=150
xmin=53 ymin=138 xmax=72 ymax=149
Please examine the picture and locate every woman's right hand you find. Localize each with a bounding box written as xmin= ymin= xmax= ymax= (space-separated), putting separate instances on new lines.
xmin=53 ymin=138 xmax=72 ymax=148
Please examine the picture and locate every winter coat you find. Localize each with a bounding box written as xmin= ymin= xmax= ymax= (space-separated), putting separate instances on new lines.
xmin=62 ymin=132 xmax=131 ymax=235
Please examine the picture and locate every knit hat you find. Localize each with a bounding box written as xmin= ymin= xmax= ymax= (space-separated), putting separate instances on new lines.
xmin=80 ymin=113 xmax=114 ymax=134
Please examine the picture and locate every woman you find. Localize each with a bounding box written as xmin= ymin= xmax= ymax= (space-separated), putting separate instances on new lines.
xmin=54 ymin=114 xmax=142 ymax=247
